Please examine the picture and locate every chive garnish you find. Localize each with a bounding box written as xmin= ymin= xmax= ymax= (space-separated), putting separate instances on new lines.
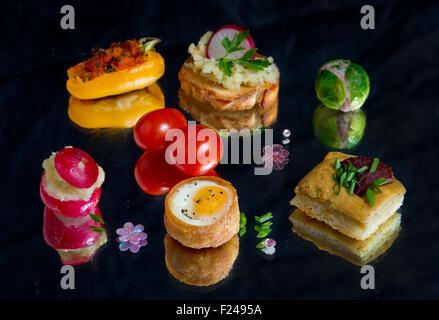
xmin=333 ymin=158 xmax=387 ymax=207
xmin=334 ymin=183 xmax=341 ymax=195
xmin=261 ymin=221 xmax=273 ymax=229
xmin=339 ymin=172 xmax=347 ymax=186
xmin=257 ymin=229 xmax=272 ymax=238
xmin=89 ymin=213 xmax=104 ymax=224
xmin=239 ymin=212 xmax=247 ymax=237
xmin=372 ymin=186 xmax=383 ymax=194
xmin=256 ymin=240 xmax=266 ymax=249
xmin=255 ymin=212 xmax=273 ymax=223
xmin=349 ymin=181 xmax=356 ymax=195
xmin=369 ymin=158 xmax=379 ymax=173
xmin=89 ymin=226 xmax=105 ymax=232
xmin=366 ymin=188 xmax=376 ymax=207
xmin=346 ymin=172 xmax=355 ymax=183
xmin=240 ymin=212 xmax=247 ymax=228
xmin=370 ymin=178 xmax=387 ymax=187
xmin=357 ymin=166 xmax=369 ymax=173
xmin=334 ymin=158 xmax=341 ymax=170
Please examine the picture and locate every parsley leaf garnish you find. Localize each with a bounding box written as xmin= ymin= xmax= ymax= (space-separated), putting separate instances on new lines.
xmin=217 ymin=31 xmax=272 ymax=77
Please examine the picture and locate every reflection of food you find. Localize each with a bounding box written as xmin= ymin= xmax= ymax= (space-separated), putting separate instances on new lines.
xmin=290 ymin=152 xmax=406 ymax=265
xmin=312 ymin=104 xmax=366 ymax=149
xmin=164 ymin=234 xmax=239 ymax=287
xmin=164 ymin=176 xmax=240 ymax=249
xmin=315 ymin=59 xmax=369 ymax=112
xmin=178 ymin=29 xmax=279 ymax=131
xmin=43 ymin=207 xmax=107 ymax=265
xmin=68 ymin=83 xmax=164 ymax=129
xmin=40 ymin=147 xmax=107 ymax=265
xmin=134 ymin=151 xmax=219 ymax=196
xmin=66 ymin=39 xmax=164 ymax=100
xmin=289 ymin=209 xmax=400 ymax=266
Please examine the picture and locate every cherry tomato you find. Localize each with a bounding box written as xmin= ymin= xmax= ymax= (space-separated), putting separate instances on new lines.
xmin=133 ymin=108 xmax=187 ymax=153
xmin=134 ymin=151 xmax=218 ymax=196
xmin=167 ymin=124 xmax=223 ymax=176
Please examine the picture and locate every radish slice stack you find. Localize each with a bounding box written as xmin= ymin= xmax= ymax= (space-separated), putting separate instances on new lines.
xmin=40 ymin=146 xmax=107 ymax=265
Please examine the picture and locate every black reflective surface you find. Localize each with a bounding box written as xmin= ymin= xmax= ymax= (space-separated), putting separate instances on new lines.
xmin=1 ymin=0 xmax=438 ymax=299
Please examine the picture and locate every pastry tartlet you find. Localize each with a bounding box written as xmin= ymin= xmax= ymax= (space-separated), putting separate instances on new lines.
xmin=164 ymin=176 xmax=240 ymax=249
xmin=164 ymin=234 xmax=239 ymax=287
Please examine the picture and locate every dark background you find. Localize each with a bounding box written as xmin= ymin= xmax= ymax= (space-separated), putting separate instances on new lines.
xmin=0 ymin=0 xmax=438 ymax=299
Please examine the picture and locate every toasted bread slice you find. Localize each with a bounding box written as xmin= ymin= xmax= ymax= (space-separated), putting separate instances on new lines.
xmin=179 ymin=88 xmax=274 ymax=130
xmin=178 ymin=57 xmax=279 ymax=130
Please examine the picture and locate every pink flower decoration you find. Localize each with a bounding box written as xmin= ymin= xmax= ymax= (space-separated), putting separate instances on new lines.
xmin=116 ymin=222 xmax=148 ymax=253
xmin=261 ymin=238 xmax=277 ymax=255
xmin=262 ymin=144 xmax=290 ymax=170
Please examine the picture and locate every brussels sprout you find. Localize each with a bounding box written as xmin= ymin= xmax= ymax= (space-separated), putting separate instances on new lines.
xmin=312 ymin=104 xmax=366 ymax=149
xmin=314 ymin=59 xmax=370 ymax=112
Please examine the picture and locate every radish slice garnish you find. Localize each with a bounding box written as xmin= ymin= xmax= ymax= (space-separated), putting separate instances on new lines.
xmin=206 ymin=24 xmax=256 ymax=59
xmin=54 ymin=147 xmax=99 ymax=188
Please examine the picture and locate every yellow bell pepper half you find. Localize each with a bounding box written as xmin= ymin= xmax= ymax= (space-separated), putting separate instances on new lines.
xmin=68 ymin=82 xmax=165 ymax=129
xmin=66 ymin=51 xmax=165 ymax=100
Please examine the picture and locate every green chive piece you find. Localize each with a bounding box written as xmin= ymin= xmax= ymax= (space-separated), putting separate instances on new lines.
xmin=257 ymin=229 xmax=272 ymax=238
xmin=333 ymin=174 xmax=338 ymax=181
xmin=256 ymin=241 xmax=266 ymax=249
xmin=239 ymin=226 xmax=246 ymax=236
xmin=347 ymin=163 xmax=356 ymax=173
xmin=339 ymin=172 xmax=347 ymax=186
xmin=89 ymin=226 xmax=104 ymax=232
xmin=337 ymin=168 xmax=343 ymax=176
xmin=369 ymin=158 xmax=380 ymax=173
xmin=370 ymin=186 xmax=382 ymax=194
xmin=346 ymin=172 xmax=355 ymax=183
xmin=370 ymin=178 xmax=387 ymax=187
xmin=89 ymin=214 xmax=104 ymax=224
xmin=255 ymin=212 xmax=273 ymax=223
xmin=366 ymin=188 xmax=376 ymax=207
xmin=349 ymin=181 xmax=356 ymax=195
xmin=334 ymin=183 xmax=341 ymax=195
xmin=240 ymin=213 xmax=247 ymax=228
xmin=334 ymin=158 xmax=341 ymax=170
xmin=254 ymin=225 xmax=261 ymax=232
xmin=357 ymin=166 xmax=369 ymax=173
xmin=260 ymin=221 xmax=273 ymax=229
